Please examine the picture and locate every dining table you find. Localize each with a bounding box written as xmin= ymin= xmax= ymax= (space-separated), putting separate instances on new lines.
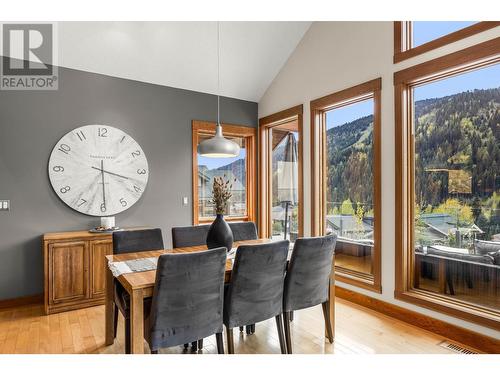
xmin=104 ymin=238 xmax=335 ymax=354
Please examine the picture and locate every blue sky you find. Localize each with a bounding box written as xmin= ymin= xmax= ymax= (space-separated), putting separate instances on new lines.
xmin=327 ymin=58 xmax=499 ymax=129
xmin=414 ymin=63 xmax=500 ymax=101
xmin=412 ymin=21 xmax=476 ymax=47
xmin=326 ymin=99 xmax=373 ymax=129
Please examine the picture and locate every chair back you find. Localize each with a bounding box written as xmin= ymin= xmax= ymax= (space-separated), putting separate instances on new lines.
xmin=283 ymin=234 xmax=337 ymax=312
xmin=148 ymin=247 xmax=227 ymax=350
xmin=224 ymin=240 xmax=289 ymax=328
xmin=112 ymin=228 xmax=164 ymax=254
xmin=229 ymin=222 xmax=258 ymax=242
xmin=171 ymin=225 xmax=210 ymax=248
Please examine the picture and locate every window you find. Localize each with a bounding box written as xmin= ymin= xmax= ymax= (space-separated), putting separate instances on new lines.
xmin=393 ymin=21 xmax=499 ymax=63
xmin=394 ymin=38 xmax=500 ymax=328
xmin=311 ymin=79 xmax=381 ymax=292
xmin=192 ymin=120 xmax=256 ymax=225
xmin=259 ymin=105 xmax=303 ymax=240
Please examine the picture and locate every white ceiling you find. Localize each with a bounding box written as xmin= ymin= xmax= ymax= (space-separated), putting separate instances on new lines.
xmin=56 ymin=22 xmax=311 ymax=102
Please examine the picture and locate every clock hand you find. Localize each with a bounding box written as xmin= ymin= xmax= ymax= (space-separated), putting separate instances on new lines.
xmin=101 ymin=160 xmax=106 ymax=208
xmin=91 ymin=166 xmax=130 ymax=180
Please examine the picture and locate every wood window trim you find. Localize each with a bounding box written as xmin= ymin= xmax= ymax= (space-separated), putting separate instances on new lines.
xmin=258 ymin=105 xmax=304 ymax=239
xmin=310 ymin=78 xmax=382 ymax=293
xmin=394 ymin=21 xmax=500 ymax=64
xmin=192 ymin=120 xmax=257 ymax=225
xmin=394 ymin=38 xmax=500 ymax=329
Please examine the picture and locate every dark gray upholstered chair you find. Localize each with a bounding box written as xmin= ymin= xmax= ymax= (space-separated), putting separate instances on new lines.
xmin=229 ymin=222 xmax=258 ymax=242
xmin=171 ymin=224 xmax=211 ymax=350
xmin=171 ymin=225 xmax=210 ymax=248
xmin=282 ymin=234 xmax=337 ymax=353
xmin=144 ymin=247 xmax=227 ymax=354
xmin=228 ymin=221 xmax=259 ymax=334
xmin=223 ymin=240 xmax=289 ymax=354
xmin=112 ymin=228 xmax=164 ymax=354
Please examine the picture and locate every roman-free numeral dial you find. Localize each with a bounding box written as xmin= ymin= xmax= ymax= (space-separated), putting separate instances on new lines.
xmin=48 ymin=125 xmax=149 ymax=216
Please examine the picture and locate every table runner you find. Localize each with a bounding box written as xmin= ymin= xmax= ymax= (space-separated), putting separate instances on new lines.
xmin=108 ymin=257 xmax=158 ymax=277
xmin=108 ymin=245 xmax=293 ymax=277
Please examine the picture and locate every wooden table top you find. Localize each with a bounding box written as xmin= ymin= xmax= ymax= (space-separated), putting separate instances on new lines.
xmin=106 ymin=238 xmax=271 ymax=293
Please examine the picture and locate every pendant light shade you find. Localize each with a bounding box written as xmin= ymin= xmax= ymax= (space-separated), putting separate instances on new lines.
xmin=197 ymin=22 xmax=241 ymax=158
xmin=197 ymin=123 xmax=240 ymax=157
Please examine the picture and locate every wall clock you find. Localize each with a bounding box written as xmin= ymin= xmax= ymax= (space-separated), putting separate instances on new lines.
xmin=48 ymin=125 xmax=149 ymax=216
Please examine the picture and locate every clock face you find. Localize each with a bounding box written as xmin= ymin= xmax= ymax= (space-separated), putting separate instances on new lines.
xmin=48 ymin=125 xmax=149 ymax=216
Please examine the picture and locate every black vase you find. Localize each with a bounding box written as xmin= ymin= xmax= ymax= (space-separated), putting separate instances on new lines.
xmin=206 ymin=214 xmax=233 ymax=251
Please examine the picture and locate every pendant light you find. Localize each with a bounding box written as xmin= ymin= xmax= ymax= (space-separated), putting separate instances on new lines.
xmin=197 ymin=22 xmax=240 ymax=158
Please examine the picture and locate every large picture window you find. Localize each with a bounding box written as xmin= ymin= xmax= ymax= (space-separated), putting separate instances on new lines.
xmin=394 ymin=38 xmax=500 ymax=328
xmin=259 ymin=105 xmax=303 ymax=241
xmin=394 ymin=21 xmax=499 ymax=63
xmin=311 ymin=79 xmax=382 ymax=292
xmin=192 ymin=121 xmax=257 ymax=225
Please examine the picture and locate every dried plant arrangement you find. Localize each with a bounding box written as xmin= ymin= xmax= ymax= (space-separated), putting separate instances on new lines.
xmin=211 ymin=175 xmax=235 ymax=215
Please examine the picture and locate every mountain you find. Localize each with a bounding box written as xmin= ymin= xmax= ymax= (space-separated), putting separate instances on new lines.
xmin=326 ymin=87 xmax=500 ymax=213
xmin=326 ymin=114 xmax=374 ymax=206
xmin=215 ymin=158 xmax=246 ymax=186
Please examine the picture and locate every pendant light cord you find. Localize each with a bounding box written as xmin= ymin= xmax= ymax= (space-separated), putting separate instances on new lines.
xmin=217 ymin=21 xmax=220 ymax=125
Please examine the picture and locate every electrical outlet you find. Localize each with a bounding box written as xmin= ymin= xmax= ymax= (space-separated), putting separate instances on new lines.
xmin=0 ymin=200 xmax=10 ymax=211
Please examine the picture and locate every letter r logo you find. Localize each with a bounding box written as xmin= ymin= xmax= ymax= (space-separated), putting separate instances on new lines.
xmin=2 ymin=24 xmax=53 ymax=76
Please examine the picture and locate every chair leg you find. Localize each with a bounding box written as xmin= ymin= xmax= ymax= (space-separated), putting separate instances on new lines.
xmin=239 ymin=326 xmax=244 ymax=332
xmin=322 ymin=301 xmax=334 ymax=344
xmin=275 ymin=315 xmax=287 ymax=354
xmin=191 ymin=341 xmax=198 ymax=351
xmin=283 ymin=312 xmax=292 ymax=354
xmin=289 ymin=311 xmax=294 ymax=321
xmin=197 ymin=339 xmax=203 ymax=350
xmin=183 ymin=343 xmax=189 ymax=349
xmin=124 ymin=317 xmax=131 ymax=354
xmin=113 ymin=306 xmax=119 ymax=338
xmin=465 ymin=265 xmax=473 ymax=289
xmin=251 ymin=323 xmax=255 ymax=334
xmin=216 ymin=332 xmax=224 ymax=354
xmin=151 ymin=349 xmax=158 ymax=354
xmin=245 ymin=325 xmax=251 ymax=334
xmin=445 ymin=268 xmax=455 ymax=295
xmin=226 ymin=327 xmax=234 ymax=354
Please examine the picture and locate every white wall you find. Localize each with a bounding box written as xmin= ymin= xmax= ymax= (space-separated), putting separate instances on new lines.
xmin=258 ymin=21 xmax=500 ymax=339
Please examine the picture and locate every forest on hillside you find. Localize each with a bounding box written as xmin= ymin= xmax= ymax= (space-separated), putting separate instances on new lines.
xmin=325 ymin=87 xmax=500 ymax=239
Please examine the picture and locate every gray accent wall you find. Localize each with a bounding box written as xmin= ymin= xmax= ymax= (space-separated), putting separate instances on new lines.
xmin=0 ymin=66 xmax=257 ymax=300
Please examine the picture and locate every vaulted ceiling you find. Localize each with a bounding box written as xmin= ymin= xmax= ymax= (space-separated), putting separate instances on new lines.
xmin=57 ymin=22 xmax=311 ymax=102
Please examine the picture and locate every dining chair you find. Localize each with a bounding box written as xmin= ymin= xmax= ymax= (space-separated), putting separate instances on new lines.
xmin=171 ymin=224 xmax=210 ymax=248
xmin=112 ymin=228 xmax=164 ymax=354
xmin=144 ymin=247 xmax=227 ymax=354
xmin=229 ymin=222 xmax=258 ymax=242
xmin=228 ymin=221 xmax=259 ymax=334
xmin=282 ymin=234 xmax=337 ymax=353
xmin=171 ymin=224 xmax=211 ymax=350
xmin=223 ymin=240 xmax=289 ymax=354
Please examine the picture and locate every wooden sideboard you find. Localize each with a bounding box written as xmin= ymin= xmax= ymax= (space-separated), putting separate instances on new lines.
xmin=43 ymin=230 xmax=113 ymax=315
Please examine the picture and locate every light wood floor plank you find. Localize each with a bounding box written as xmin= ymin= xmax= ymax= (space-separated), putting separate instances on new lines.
xmin=0 ymin=298 xmax=465 ymax=354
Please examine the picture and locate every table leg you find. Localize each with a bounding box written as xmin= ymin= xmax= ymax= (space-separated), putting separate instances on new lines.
xmin=130 ymin=288 xmax=144 ymax=354
xmin=105 ymin=266 xmax=115 ymax=346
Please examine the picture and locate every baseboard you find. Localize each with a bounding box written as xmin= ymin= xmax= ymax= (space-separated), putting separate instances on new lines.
xmin=0 ymin=293 xmax=43 ymax=310
xmin=335 ymin=286 xmax=500 ymax=354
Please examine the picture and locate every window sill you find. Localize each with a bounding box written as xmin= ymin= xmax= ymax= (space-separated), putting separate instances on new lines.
xmin=394 ymin=288 xmax=500 ymax=330
xmin=335 ymin=267 xmax=382 ymax=294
